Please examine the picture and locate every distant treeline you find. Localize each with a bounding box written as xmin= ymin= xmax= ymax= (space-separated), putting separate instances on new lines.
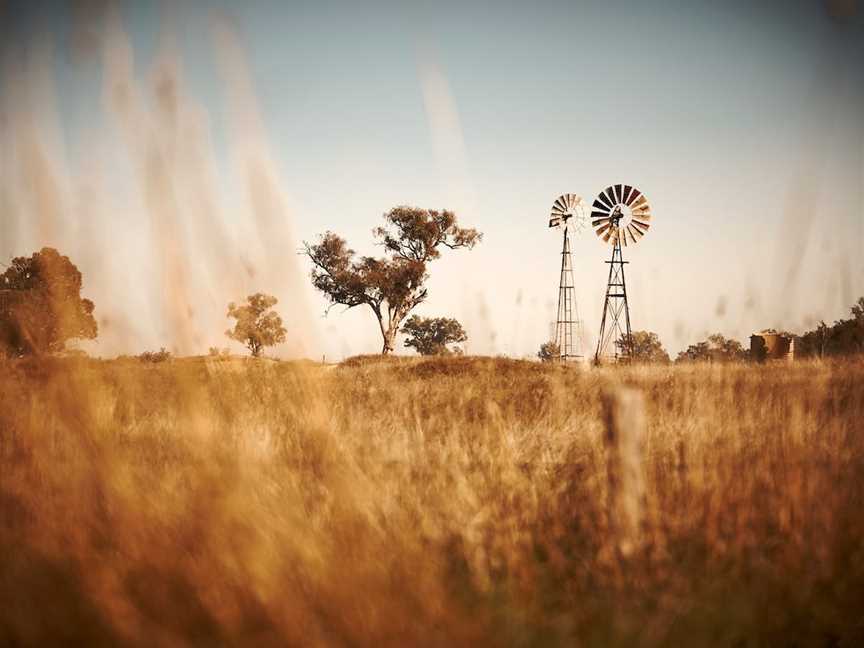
xmin=795 ymin=297 xmax=864 ymax=358
xmin=3 ymin=245 xmax=862 ymax=363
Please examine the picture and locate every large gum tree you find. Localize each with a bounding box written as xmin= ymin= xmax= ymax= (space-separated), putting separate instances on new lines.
xmin=304 ymin=206 xmax=481 ymax=354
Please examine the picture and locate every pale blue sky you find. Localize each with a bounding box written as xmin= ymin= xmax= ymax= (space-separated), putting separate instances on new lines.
xmin=1 ymin=1 xmax=862 ymax=358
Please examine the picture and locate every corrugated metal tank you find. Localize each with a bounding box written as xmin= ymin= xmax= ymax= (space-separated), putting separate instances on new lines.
xmin=750 ymin=333 xmax=794 ymax=362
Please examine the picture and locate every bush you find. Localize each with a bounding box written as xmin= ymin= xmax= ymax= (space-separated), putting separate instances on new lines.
xmin=138 ymin=348 xmax=172 ymax=363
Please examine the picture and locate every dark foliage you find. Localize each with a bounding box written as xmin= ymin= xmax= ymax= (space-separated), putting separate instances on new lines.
xmin=615 ymin=330 xmax=670 ymax=363
xmin=0 ymin=247 xmax=97 ymax=356
xmin=401 ymin=315 xmax=467 ymax=355
xmin=537 ymin=341 xmax=560 ymax=362
xmin=797 ymin=297 xmax=864 ymax=357
xmin=138 ymin=348 xmax=173 ymax=363
xmin=676 ymin=333 xmax=747 ymax=363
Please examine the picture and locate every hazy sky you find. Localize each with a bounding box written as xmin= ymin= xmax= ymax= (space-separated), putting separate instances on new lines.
xmin=1 ymin=0 xmax=862 ymax=359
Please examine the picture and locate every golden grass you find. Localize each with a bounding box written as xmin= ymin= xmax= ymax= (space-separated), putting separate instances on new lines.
xmin=1 ymin=355 xmax=863 ymax=646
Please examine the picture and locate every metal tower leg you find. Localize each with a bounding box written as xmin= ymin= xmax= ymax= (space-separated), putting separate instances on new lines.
xmin=554 ymin=227 xmax=582 ymax=361
xmin=555 ymin=227 xmax=583 ymax=361
xmin=595 ymin=238 xmax=632 ymax=363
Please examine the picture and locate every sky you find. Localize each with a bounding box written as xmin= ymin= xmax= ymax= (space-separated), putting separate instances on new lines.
xmin=1 ymin=0 xmax=862 ymax=359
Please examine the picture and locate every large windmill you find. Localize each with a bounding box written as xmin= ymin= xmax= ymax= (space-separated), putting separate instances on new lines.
xmin=548 ymin=194 xmax=586 ymax=361
xmin=590 ymin=184 xmax=652 ymax=363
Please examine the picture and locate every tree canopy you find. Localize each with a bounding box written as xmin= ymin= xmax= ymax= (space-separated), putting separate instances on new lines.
xmin=0 ymin=247 xmax=97 ymax=356
xmin=305 ymin=206 xmax=481 ymax=354
xmin=616 ymin=330 xmax=670 ymax=363
xmin=401 ymin=315 xmax=467 ymax=355
xmin=226 ymin=293 xmax=287 ymax=357
xmin=676 ymin=333 xmax=746 ymax=363
xmin=537 ymin=341 xmax=560 ymax=362
xmin=797 ymin=297 xmax=864 ymax=357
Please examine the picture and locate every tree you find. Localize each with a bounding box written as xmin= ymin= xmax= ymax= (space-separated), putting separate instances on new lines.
xmin=138 ymin=348 xmax=172 ymax=363
xmin=401 ymin=315 xmax=467 ymax=355
xmin=676 ymin=341 xmax=711 ymax=363
xmin=304 ymin=206 xmax=481 ymax=354
xmin=797 ymin=297 xmax=864 ymax=357
xmin=676 ymin=333 xmax=746 ymax=363
xmin=814 ymin=320 xmax=830 ymax=357
xmin=616 ymin=330 xmax=670 ymax=363
xmin=0 ymin=247 xmax=97 ymax=356
xmin=537 ymin=341 xmax=560 ymax=362
xmin=225 ymin=293 xmax=287 ymax=357
xmin=833 ymin=297 xmax=864 ymax=355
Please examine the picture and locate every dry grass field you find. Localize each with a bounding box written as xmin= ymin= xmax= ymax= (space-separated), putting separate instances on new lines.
xmin=1 ymin=355 xmax=863 ymax=646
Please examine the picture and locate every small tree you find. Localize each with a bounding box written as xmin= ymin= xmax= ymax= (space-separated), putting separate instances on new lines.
xmin=226 ymin=293 xmax=287 ymax=357
xmin=305 ymin=206 xmax=481 ymax=354
xmin=401 ymin=315 xmax=467 ymax=355
xmin=616 ymin=330 xmax=670 ymax=363
xmin=138 ymin=348 xmax=172 ymax=363
xmin=537 ymin=341 xmax=560 ymax=362
xmin=0 ymin=247 xmax=97 ymax=356
xmin=676 ymin=333 xmax=746 ymax=363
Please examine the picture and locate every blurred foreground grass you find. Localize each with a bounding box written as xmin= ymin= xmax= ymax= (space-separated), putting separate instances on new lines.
xmin=1 ymin=355 xmax=863 ymax=646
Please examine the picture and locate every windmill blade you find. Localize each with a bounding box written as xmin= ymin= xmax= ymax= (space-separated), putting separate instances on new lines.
xmin=626 ymin=188 xmax=641 ymax=206
xmin=595 ymin=221 xmax=612 ymax=236
xmin=604 ymin=187 xmax=617 ymax=207
xmin=592 ymin=201 xmax=611 ymax=216
xmin=615 ymin=184 xmax=624 ymax=205
xmin=624 ymin=228 xmax=636 ymax=244
xmin=630 ymin=195 xmax=649 ymax=211
xmin=596 ymin=191 xmax=613 ymax=210
xmin=603 ymin=226 xmax=616 ymax=243
xmin=622 ymin=185 xmax=634 ymax=205
xmin=549 ymin=216 xmax=562 ymax=228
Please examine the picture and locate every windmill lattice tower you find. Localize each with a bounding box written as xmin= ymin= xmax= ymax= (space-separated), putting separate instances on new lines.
xmin=548 ymin=194 xmax=586 ymax=361
xmin=590 ymin=184 xmax=653 ymax=363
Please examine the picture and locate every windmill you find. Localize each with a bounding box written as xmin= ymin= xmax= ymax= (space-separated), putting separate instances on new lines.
xmin=590 ymin=184 xmax=652 ymax=363
xmin=548 ymin=194 xmax=586 ymax=361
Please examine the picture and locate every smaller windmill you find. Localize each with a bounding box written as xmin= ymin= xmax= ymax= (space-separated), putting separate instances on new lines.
xmin=548 ymin=194 xmax=586 ymax=361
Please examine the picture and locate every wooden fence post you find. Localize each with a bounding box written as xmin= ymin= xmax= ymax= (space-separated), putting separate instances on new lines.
xmin=602 ymin=387 xmax=646 ymax=557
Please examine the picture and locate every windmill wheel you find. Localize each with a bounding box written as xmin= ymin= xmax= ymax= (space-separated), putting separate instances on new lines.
xmin=549 ymin=193 xmax=587 ymax=231
xmin=590 ymin=184 xmax=652 ymax=246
